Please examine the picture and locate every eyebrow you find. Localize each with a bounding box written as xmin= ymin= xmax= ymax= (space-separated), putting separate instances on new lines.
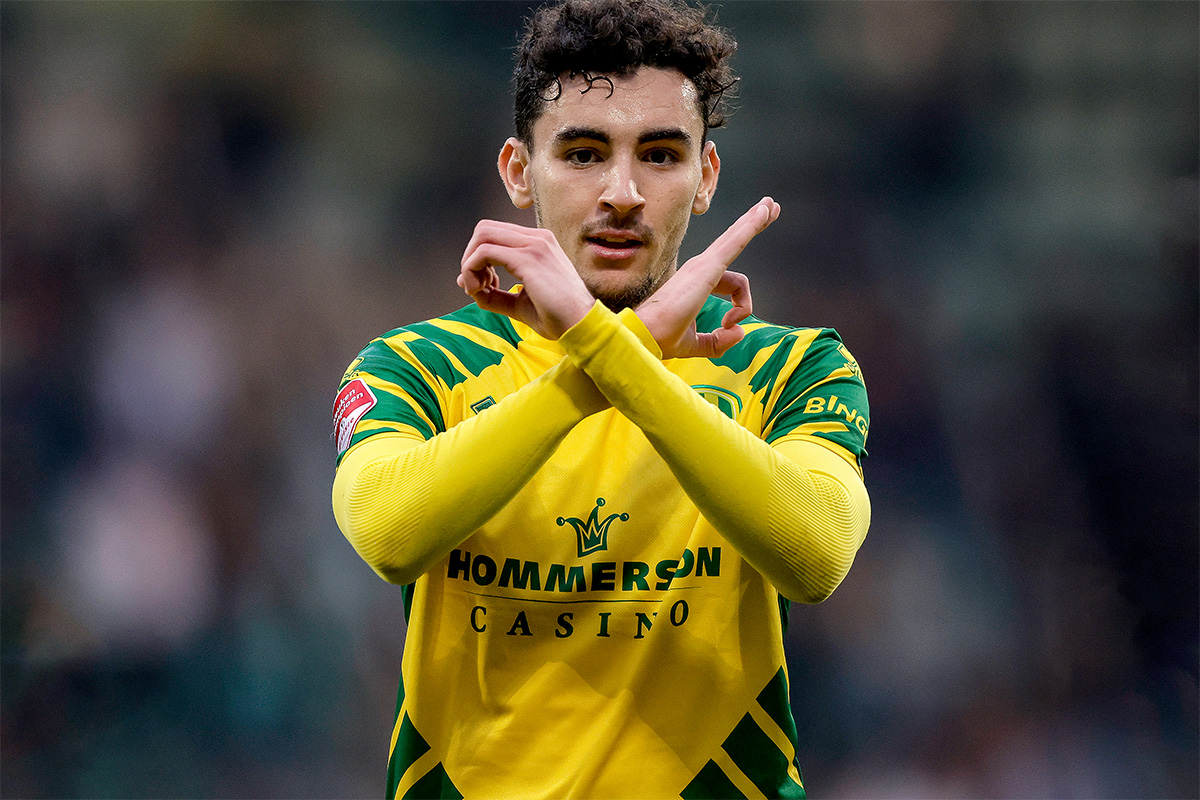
xmin=551 ymin=126 xmax=694 ymax=148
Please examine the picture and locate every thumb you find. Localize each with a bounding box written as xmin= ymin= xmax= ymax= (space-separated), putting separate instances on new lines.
xmin=693 ymin=324 xmax=745 ymax=359
xmin=471 ymin=286 xmax=520 ymax=318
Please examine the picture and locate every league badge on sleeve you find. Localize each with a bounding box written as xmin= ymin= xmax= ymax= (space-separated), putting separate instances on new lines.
xmin=333 ymin=378 xmax=377 ymax=454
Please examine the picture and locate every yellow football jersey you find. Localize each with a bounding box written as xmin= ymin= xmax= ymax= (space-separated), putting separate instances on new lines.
xmin=334 ymin=297 xmax=869 ymax=799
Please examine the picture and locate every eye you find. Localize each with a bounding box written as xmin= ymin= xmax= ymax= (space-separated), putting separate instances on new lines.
xmin=644 ymin=148 xmax=680 ymax=165
xmin=565 ymin=149 xmax=602 ymax=166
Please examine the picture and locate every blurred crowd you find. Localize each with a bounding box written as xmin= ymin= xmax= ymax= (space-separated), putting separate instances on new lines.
xmin=2 ymin=2 xmax=1196 ymax=798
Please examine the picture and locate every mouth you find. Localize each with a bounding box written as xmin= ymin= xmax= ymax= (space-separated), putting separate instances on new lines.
xmin=583 ymin=230 xmax=646 ymax=261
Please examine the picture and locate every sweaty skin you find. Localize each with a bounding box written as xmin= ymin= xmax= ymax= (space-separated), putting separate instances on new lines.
xmin=493 ymin=69 xmax=722 ymax=311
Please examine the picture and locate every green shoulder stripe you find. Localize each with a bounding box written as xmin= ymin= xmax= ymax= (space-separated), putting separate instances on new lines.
xmin=748 ymin=333 xmax=799 ymax=402
xmin=407 ymin=320 xmax=506 ymax=378
xmin=358 ymin=394 xmax=438 ymax=441
xmin=355 ymin=338 xmax=446 ymax=433
xmin=443 ymin=303 xmax=522 ymax=349
xmin=379 ymin=372 xmax=444 ymax=434
xmin=401 ymin=336 xmax=469 ymax=390
xmin=698 ymin=296 xmax=792 ymax=375
xmin=335 ymin=304 xmax=523 ymax=466
xmin=762 ymin=328 xmax=869 ymax=457
xmin=712 ymin=320 xmax=796 ymax=375
xmin=694 ymin=294 xmax=733 ymax=335
xmin=763 ymin=329 xmax=850 ymax=425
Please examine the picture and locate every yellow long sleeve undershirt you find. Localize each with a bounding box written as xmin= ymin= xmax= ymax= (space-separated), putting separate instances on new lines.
xmin=333 ymin=357 xmax=609 ymax=585
xmin=558 ymin=301 xmax=871 ymax=603
xmin=333 ymin=302 xmax=870 ymax=601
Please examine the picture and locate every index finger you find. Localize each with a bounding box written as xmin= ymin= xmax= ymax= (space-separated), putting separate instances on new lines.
xmin=713 ymin=270 xmax=752 ymax=328
xmin=702 ymin=197 xmax=781 ymax=267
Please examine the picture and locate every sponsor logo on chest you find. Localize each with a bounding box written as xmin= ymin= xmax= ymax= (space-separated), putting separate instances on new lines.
xmin=445 ymin=495 xmax=724 ymax=641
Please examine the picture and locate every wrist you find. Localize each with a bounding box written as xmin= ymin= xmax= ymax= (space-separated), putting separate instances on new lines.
xmin=616 ymin=308 xmax=663 ymax=358
xmin=556 ymin=293 xmax=597 ymax=337
xmin=558 ymin=300 xmax=611 ymax=355
xmin=538 ymin=282 xmax=598 ymax=339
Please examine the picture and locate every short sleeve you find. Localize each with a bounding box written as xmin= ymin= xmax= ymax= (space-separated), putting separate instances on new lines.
xmin=332 ymin=333 xmax=448 ymax=464
xmin=760 ymin=329 xmax=869 ymax=464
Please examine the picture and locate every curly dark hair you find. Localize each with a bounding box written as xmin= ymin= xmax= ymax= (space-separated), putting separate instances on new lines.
xmin=513 ymin=0 xmax=738 ymax=145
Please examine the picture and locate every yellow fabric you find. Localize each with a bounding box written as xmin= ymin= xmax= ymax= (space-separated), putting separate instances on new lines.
xmin=332 ymin=356 xmax=608 ymax=585
xmin=332 ymin=298 xmax=868 ymax=796
xmin=558 ymin=301 xmax=870 ymax=602
xmin=335 ymin=300 xmax=870 ymax=600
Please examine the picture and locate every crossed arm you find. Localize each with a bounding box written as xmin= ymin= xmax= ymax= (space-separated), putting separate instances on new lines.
xmin=332 ymin=199 xmax=870 ymax=601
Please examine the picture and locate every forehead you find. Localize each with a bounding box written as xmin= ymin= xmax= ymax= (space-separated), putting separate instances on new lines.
xmin=531 ymin=67 xmax=704 ymax=147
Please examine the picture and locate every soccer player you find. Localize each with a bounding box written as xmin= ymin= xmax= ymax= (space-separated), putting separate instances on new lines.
xmin=332 ymin=0 xmax=871 ymax=796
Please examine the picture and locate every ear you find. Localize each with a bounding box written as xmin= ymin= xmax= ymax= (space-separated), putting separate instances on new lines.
xmin=692 ymin=140 xmax=721 ymax=215
xmin=499 ymin=137 xmax=534 ymax=209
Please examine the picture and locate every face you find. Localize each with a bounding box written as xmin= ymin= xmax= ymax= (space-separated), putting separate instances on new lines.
xmin=499 ymin=67 xmax=720 ymax=309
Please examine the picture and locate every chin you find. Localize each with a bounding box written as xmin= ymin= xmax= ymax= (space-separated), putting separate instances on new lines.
xmin=586 ymin=272 xmax=659 ymax=312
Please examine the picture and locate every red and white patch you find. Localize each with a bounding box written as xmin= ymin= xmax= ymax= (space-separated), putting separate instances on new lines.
xmin=333 ymin=378 xmax=377 ymax=454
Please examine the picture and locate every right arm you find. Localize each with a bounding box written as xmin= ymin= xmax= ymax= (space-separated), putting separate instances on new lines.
xmin=336 ymin=204 xmax=761 ymax=586
xmin=332 ymin=356 xmax=607 ymax=585
xmin=334 ymin=221 xmax=606 ymax=585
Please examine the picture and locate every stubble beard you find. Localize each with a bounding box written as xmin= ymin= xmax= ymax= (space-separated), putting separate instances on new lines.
xmin=587 ymin=269 xmax=665 ymax=312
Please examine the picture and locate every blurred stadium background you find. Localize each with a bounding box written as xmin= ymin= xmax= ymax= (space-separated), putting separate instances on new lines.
xmin=2 ymin=2 xmax=1196 ymax=797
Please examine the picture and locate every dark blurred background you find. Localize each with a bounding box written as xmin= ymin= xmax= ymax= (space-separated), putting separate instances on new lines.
xmin=2 ymin=2 xmax=1196 ymax=797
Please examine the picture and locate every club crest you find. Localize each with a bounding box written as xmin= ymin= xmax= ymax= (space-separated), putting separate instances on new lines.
xmin=557 ymin=498 xmax=628 ymax=558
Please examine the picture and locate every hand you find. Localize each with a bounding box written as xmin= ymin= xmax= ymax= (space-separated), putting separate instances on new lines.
xmin=458 ymin=221 xmax=595 ymax=339
xmin=637 ymin=197 xmax=780 ymax=359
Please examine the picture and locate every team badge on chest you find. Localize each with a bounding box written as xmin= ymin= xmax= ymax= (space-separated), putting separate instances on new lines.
xmin=557 ymin=498 xmax=628 ymax=558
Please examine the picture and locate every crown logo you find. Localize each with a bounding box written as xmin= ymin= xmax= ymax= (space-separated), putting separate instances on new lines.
xmin=557 ymin=498 xmax=628 ymax=558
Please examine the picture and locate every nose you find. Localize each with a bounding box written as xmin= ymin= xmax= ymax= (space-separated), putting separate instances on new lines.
xmin=598 ymin=157 xmax=645 ymax=215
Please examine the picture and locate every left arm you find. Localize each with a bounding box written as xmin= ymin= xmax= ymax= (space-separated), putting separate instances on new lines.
xmin=459 ymin=197 xmax=870 ymax=601
xmin=559 ymin=302 xmax=870 ymax=603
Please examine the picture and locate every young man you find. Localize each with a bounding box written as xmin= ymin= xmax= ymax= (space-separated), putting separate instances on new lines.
xmin=332 ymin=1 xmax=871 ymax=796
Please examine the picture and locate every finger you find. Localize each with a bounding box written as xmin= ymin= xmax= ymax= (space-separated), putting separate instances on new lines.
xmin=712 ymin=271 xmax=752 ymax=328
xmin=763 ymin=197 xmax=781 ymax=225
xmin=702 ymin=196 xmax=780 ymax=268
xmin=461 ymin=241 xmax=521 ymax=287
xmin=710 ymin=324 xmax=746 ymax=357
xmin=470 ymin=285 xmax=520 ymax=318
xmin=716 ymin=197 xmax=778 ymax=260
xmin=459 ymin=262 xmax=499 ymax=295
xmin=693 ymin=324 xmax=746 ymax=359
xmin=462 ymin=219 xmax=534 ymax=256
xmin=460 ymin=222 xmax=523 ymax=287
xmin=459 ymin=262 xmax=496 ymax=295
xmin=462 ymin=227 xmax=568 ymax=290
xmin=462 ymin=220 xmax=555 ymax=266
